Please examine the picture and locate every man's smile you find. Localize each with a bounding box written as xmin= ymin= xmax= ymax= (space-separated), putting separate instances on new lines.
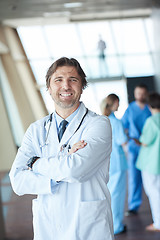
xmin=60 ymin=93 xmax=73 ymax=97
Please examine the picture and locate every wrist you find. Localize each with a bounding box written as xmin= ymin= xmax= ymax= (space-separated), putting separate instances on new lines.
xmin=27 ymin=156 xmax=40 ymax=170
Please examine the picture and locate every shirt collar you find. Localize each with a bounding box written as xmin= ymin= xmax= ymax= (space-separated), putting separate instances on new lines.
xmin=54 ymin=103 xmax=81 ymax=129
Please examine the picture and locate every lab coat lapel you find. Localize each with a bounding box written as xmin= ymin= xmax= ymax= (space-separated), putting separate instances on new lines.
xmin=60 ymin=102 xmax=87 ymax=146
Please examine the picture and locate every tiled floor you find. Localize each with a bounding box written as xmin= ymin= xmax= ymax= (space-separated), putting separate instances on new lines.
xmin=0 ymin=172 xmax=160 ymax=240
xmin=115 ymin=193 xmax=160 ymax=240
xmin=0 ymin=172 xmax=34 ymax=240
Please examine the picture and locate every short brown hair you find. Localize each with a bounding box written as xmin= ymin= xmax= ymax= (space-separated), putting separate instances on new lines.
xmin=148 ymin=92 xmax=160 ymax=109
xmin=134 ymin=83 xmax=148 ymax=91
xmin=46 ymin=57 xmax=88 ymax=90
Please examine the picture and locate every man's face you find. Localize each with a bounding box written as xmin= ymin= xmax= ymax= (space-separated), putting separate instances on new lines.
xmin=134 ymin=87 xmax=148 ymax=103
xmin=112 ymin=100 xmax=119 ymax=112
xmin=48 ymin=66 xmax=83 ymax=110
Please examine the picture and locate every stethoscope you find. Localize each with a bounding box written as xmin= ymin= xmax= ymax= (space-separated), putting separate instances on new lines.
xmin=40 ymin=108 xmax=88 ymax=149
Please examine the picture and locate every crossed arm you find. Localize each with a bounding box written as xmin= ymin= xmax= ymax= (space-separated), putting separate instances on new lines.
xmin=9 ymin=117 xmax=111 ymax=196
xmin=9 ymin=140 xmax=88 ymax=196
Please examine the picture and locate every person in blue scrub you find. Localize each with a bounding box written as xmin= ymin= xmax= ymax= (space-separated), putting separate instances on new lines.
xmin=122 ymin=84 xmax=151 ymax=216
xmin=101 ymin=94 xmax=128 ymax=235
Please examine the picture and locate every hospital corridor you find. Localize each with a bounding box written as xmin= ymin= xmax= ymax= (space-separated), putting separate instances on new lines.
xmin=0 ymin=0 xmax=160 ymax=240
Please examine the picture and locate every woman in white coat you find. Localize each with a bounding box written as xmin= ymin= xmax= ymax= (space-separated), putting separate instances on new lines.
xmin=9 ymin=57 xmax=114 ymax=240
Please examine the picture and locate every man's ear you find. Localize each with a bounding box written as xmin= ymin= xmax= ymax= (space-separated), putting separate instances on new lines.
xmin=48 ymin=87 xmax=51 ymax=95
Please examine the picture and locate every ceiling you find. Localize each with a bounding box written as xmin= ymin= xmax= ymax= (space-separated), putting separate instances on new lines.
xmin=0 ymin=0 xmax=159 ymax=27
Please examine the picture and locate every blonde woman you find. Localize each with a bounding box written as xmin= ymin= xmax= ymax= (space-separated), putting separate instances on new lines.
xmin=101 ymin=94 xmax=128 ymax=235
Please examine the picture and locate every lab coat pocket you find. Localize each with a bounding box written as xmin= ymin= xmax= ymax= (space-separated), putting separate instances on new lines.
xmin=79 ymin=199 xmax=110 ymax=240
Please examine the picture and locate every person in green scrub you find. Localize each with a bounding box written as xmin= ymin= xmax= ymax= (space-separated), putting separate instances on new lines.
xmin=135 ymin=92 xmax=160 ymax=232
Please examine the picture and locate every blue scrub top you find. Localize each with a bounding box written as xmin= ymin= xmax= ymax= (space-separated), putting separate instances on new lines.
xmin=109 ymin=113 xmax=128 ymax=174
xmin=122 ymin=101 xmax=151 ymax=152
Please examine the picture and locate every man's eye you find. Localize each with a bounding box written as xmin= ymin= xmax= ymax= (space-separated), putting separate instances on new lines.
xmin=55 ymin=79 xmax=62 ymax=82
xmin=70 ymin=78 xmax=78 ymax=82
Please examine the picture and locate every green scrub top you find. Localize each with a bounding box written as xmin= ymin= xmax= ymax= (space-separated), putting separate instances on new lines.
xmin=136 ymin=112 xmax=160 ymax=175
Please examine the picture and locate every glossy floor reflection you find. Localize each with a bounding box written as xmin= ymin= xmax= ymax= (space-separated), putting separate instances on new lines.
xmin=115 ymin=192 xmax=160 ymax=240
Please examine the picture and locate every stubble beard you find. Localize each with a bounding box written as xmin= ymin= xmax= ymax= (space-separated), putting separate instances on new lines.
xmin=136 ymin=98 xmax=147 ymax=104
xmin=56 ymin=99 xmax=78 ymax=109
xmin=53 ymin=94 xmax=81 ymax=109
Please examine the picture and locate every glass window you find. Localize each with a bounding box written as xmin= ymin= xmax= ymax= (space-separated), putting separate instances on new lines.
xmin=30 ymin=59 xmax=53 ymax=85
xmin=17 ymin=17 xmax=155 ymax=116
xmin=77 ymin=21 xmax=116 ymax=57
xmin=112 ymin=19 xmax=149 ymax=54
xmin=18 ymin=18 xmax=155 ymax=79
xmin=44 ymin=24 xmax=83 ymax=58
xmin=18 ymin=26 xmax=50 ymax=59
xmin=144 ymin=18 xmax=155 ymax=52
xmin=106 ymin=56 xmax=122 ymax=77
xmin=123 ymin=54 xmax=154 ymax=77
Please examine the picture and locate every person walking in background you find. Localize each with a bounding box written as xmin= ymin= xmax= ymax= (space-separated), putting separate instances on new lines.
xmin=97 ymin=35 xmax=108 ymax=77
xmin=101 ymin=94 xmax=128 ymax=235
xmin=9 ymin=57 xmax=114 ymax=240
xmin=135 ymin=92 xmax=160 ymax=232
xmin=97 ymin=35 xmax=106 ymax=60
xmin=122 ymin=84 xmax=151 ymax=216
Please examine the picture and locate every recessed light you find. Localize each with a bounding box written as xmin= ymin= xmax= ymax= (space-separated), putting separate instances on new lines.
xmin=64 ymin=2 xmax=82 ymax=8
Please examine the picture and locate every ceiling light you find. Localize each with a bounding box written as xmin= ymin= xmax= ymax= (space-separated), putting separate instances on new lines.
xmin=64 ymin=2 xmax=82 ymax=8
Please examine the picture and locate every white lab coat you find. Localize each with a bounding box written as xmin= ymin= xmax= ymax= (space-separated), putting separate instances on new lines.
xmin=9 ymin=102 xmax=114 ymax=240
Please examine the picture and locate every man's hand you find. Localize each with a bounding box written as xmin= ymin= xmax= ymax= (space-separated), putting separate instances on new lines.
xmin=68 ymin=140 xmax=87 ymax=155
xmin=133 ymin=138 xmax=141 ymax=146
xmin=133 ymin=138 xmax=147 ymax=147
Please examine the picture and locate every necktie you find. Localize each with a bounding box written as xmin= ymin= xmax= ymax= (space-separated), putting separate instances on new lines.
xmin=58 ymin=120 xmax=68 ymax=142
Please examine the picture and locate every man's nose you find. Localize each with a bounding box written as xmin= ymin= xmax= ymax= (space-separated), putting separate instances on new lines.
xmin=62 ymin=80 xmax=71 ymax=89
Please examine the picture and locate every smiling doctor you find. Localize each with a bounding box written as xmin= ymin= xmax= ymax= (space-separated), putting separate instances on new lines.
xmin=9 ymin=57 xmax=114 ymax=240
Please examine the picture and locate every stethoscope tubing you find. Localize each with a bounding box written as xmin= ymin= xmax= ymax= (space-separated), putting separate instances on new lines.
xmin=41 ymin=108 xmax=88 ymax=148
